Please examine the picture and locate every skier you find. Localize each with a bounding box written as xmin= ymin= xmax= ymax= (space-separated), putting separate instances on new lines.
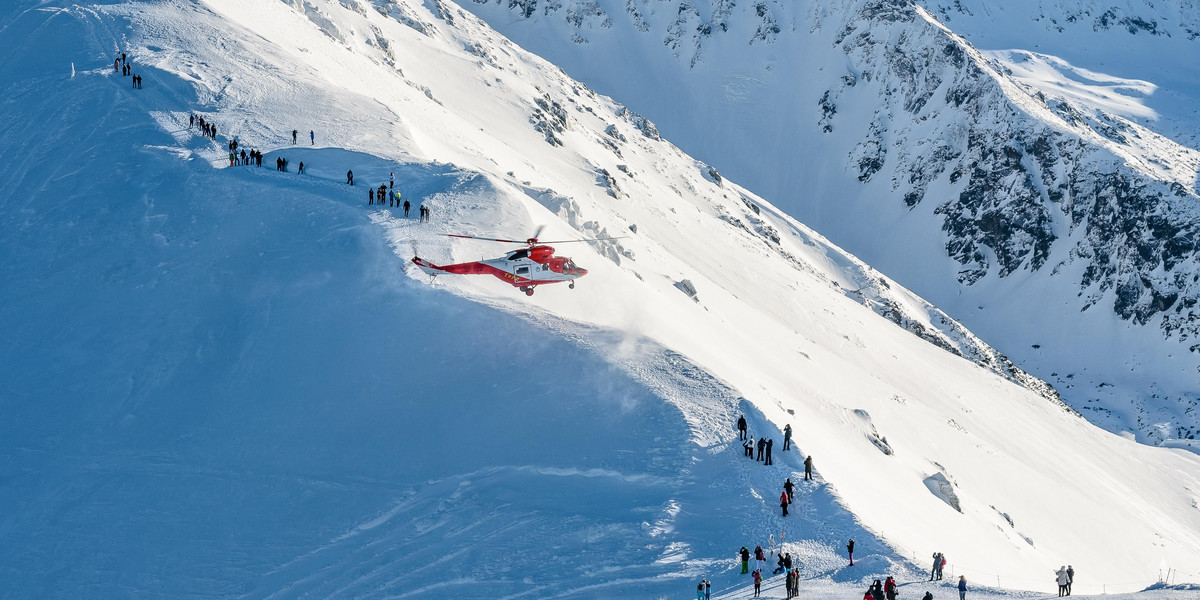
xmin=757 ymin=437 xmax=766 ymax=461
xmin=292 ymin=129 xmax=297 ymax=144
xmin=780 ymin=490 xmax=789 ymax=516
xmin=739 ymin=546 xmax=750 ymax=574
xmin=957 ymin=576 xmax=967 ymax=600
xmin=783 ymin=478 xmax=795 ymax=504
xmin=884 ymin=576 xmax=898 ymax=600
xmin=847 ymin=538 xmax=855 ymax=566
xmin=764 ymin=438 xmax=774 ymax=466
xmin=369 ymin=187 xmax=374 ymax=205
xmin=346 ymin=169 xmax=353 ymax=185
xmin=309 ymin=130 xmax=314 ymax=145
xmin=804 ymin=455 xmax=813 ymax=480
xmin=752 ymin=569 xmax=762 ymax=597
xmin=783 ymin=423 xmax=792 ymax=450
xmin=737 ymin=414 xmax=747 ymax=440
xmin=1056 ymin=566 xmax=1069 ymax=597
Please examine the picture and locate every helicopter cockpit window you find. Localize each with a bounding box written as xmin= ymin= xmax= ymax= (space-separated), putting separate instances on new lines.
xmin=508 ymin=249 xmax=529 ymax=261
xmin=564 ymin=260 xmax=577 ymax=270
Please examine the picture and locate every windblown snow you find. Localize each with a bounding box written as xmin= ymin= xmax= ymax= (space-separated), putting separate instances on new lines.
xmin=1 ymin=0 xmax=1199 ymax=598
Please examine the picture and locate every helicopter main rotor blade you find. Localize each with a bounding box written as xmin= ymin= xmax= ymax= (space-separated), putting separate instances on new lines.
xmin=535 ymin=236 xmax=630 ymax=244
xmin=446 ymin=234 xmax=528 ymax=244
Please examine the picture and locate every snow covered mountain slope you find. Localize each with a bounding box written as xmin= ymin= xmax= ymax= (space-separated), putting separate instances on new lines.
xmin=457 ymin=0 xmax=1200 ymax=445
xmin=3 ymin=0 xmax=1200 ymax=597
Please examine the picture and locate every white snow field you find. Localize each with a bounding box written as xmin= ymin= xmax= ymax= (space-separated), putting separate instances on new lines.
xmin=1 ymin=0 xmax=1200 ymax=598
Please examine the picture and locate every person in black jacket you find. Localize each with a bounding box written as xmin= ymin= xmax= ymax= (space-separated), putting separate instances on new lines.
xmin=739 ymin=546 xmax=751 ymax=574
xmin=783 ymin=478 xmax=795 ymax=503
xmin=737 ymin=415 xmax=747 ymax=440
xmin=757 ymin=437 xmax=766 ymax=461
xmin=847 ymin=538 xmax=855 ymax=566
xmin=346 ymin=169 xmax=353 ymax=185
xmin=804 ymin=455 xmax=813 ymax=480
xmin=764 ymin=439 xmax=774 ymax=465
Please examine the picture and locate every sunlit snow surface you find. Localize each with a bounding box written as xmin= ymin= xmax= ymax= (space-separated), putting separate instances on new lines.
xmin=2 ymin=0 xmax=1200 ymax=598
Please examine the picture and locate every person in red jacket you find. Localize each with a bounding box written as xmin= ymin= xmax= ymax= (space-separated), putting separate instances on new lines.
xmin=752 ymin=569 xmax=762 ymax=597
xmin=884 ymin=576 xmax=898 ymax=600
xmin=780 ymin=490 xmax=790 ymax=516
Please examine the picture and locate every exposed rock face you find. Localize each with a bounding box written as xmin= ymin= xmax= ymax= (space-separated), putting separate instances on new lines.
xmin=457 ymin=0 xmax=1200 ymax=445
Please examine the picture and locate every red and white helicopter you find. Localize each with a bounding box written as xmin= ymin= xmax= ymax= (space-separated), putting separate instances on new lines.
xmin=412 ymin=227 xmax=621 ymax=296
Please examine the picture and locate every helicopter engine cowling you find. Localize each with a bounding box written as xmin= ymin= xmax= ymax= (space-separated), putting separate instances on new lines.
xmin=528 ymin=245 xmax=555 ymax=262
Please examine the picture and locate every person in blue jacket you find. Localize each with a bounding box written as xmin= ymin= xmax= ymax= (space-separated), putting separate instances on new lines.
xmin=957 ymin=575 xmax=967 ymax=600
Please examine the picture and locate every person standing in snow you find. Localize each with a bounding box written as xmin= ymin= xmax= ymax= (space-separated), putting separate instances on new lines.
xmin=764 ymin=438 xmax=774 ymax=465
xmin=783 ymin=423 xmax=792 ymax=450
xmin=346 ymin=169 xmax=353 ymax=185
xmin=884 ymin=575 xmax=898 ymax=600
xmin=757 ymin=437 xmax=766 ymax=461
xmin=755 ymin=545 xmax=766 ymax=573
xmin=378 ymin=184 xmax=387 ymax=206
xmin=737 ymin=414 xmax=747 ymax=440
xmin=1066 ymin=565 xmax=1074 ymax=595
xmin=292 ymin=129 xmax=297 ymax=144
xmin=752 ymin=569 xmax=762 ymax=597
xmin=739 ymin=546 xmax=750 ymax=574
xmin=368 ymin=187 xmax=374 ymax=205
xmin=938 ymin=553 xmax=946 ymax=580
xmin=298 ymin=161 xmax=305 ymax=174
xmin=704 ymin=578 xmax=710 ymax=600
xmin=957 ymin=575 xmax=967 ymax=600
xmin=745 ymin=435 xmax=754 ymax=458
xmin=922 ymin=593 xmax=933 ymax=600
xmin=695 ymin=581 xmax=705 ymax=600
xmin=1056 ymin=566 xmax=1069 ymax=597
xmin=783 ymin=478 xmax=795 ymax=504
xmin=869 ymin=579 xmax=885 ymax=600
xmin=847 ymin=538 xmax=855 ymax=566
xmin=310 ymin=130 xmax=314 ymax=145
xmin=930 ymin=552 xmax=942 ymax=581
xmin=804 ymin=455 xmax=813 ymax=480
xmin=774 ymin=553 xmax=785 ymax=575
xmin=389 ymin=171 xmax=394 ymax=190
xmin=780 ymin=490 xmax=789 ymax=516
xmin=783 ymin=552 xmax=792 ymax=572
